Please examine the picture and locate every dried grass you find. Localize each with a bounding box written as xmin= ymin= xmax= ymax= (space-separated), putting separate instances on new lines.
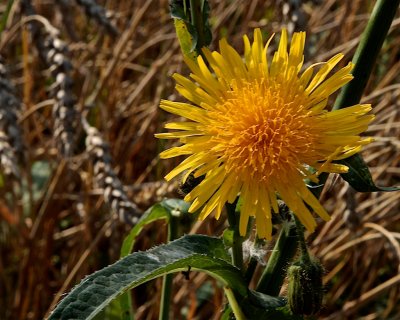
xmin=0 ymin=0 xmax=399 ymax=319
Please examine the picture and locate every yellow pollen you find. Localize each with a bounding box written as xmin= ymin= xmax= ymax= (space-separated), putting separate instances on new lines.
xmin=207 ymin=79 xmax=315 ymax=183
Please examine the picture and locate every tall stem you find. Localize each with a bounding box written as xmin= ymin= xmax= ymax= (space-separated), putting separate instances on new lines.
xmin=189 ymin=0 xmax=206 ymax=56
xmin=314 ymin=1 xmax=399 ymax=198
xmin=159 ymin=216 xmax=179 ymax=320
xmin=293 ymin=216 xmax=310 ymax=263
xmin=225 ymin=201 xmax=244 ymax=270
xmin=256 ymin=222 xmax=298 ymax=295
xmin=334 ymin=0 xmax=400 ymax=110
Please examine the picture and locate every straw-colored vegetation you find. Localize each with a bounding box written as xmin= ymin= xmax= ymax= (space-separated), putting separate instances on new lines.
xmin=0 ymin=0 xmax=399 ymax=319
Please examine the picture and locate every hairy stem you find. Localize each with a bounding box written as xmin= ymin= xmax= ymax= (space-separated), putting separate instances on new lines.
xmin=256 ymin=222 xmax=298 ymax=295
xmin=293 ymin=216 xmax=311 ymax=263
xmin=226 ymin=201 xmax=244 ymax=270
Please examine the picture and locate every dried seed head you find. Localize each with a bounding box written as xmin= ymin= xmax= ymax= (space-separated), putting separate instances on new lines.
xmin=0 ymin=57 xmax=24 ymax=178
xmin=21 ymin=1 xmax=79 ymax=157
xmin=0 ymin=133 xmax=19 ymax=177
xmin=85 ymin=124 xmax=142 ymax=225
xmin=75 ymin=0 xmax=118 ymax=36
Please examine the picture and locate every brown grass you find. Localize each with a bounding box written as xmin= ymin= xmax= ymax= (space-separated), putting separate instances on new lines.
xmin=0 ymin=0 xmax=399 ymax=319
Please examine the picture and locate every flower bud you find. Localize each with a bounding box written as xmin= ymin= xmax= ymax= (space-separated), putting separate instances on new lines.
xmin=287 ymin=257 xmax=324 ymax=315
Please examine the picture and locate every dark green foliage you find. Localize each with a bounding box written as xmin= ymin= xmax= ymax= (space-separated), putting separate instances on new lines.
xmin=49 ymin=235 xmax=247 ymax=320
xmin=169 ymin=0 xmax=212 ymax=55
xmin=339 ymin=154 xmax=400 ymax=192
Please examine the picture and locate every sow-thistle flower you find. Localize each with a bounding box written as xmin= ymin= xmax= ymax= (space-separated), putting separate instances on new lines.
xmin=156 ymin=29 xmax=374 ymax=239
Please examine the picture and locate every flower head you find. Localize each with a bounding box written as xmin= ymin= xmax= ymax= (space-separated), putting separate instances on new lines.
xmin=156 ymin=29 xmax=373 ymax=239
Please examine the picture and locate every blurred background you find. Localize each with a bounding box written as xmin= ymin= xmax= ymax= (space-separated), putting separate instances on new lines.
xmin=0 ymin=0 xmax=399 ymax=319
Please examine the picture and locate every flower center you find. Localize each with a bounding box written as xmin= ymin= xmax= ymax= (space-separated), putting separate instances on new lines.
xmin=207 ymin=80 xmax=316 ymax=182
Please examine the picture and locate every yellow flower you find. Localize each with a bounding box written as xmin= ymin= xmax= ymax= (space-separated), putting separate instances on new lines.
xmin=156 ymin=29 xmax=374 ymax=239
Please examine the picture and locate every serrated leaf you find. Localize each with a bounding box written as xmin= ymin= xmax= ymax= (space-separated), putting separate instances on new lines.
xmin=339 ymin=154 xmax=400 ymax=192
xmin=49 ymin=235 xmax=247 ymax=320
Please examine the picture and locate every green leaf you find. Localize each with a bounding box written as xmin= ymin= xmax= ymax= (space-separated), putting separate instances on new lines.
xmin=241 ymin=290 xmax=288 ymax=320
xmin=221 ymin=291 xmax=298 ymax=320
xmin=49 ymin=235 xmax=247 ymax=320
xmin=161 ymin=198 xmax=191 ymax=217
xmin=120 ymin=204 xmax=168 ymax=258
xmin=246 ymin=290 xmax=286 ymax=310
xmin=173 ymin=13 xmax=197 ymax=61
xmin=120 ymin=198 xmax=190 ymax=258
xmin=92 ymin=299 xmax=125 ymax=320
xmin=170 ymin=0 xmax=188 ymax=20
xmin=113 ymin=198 xmax=189 ymax=319
xmin=169 ymin=0 xmax=212 ymax=58
xmin=222 ymin=227 xmax=235 ymax=247
xmin=339 ymin=154 xmax=400 ymax=192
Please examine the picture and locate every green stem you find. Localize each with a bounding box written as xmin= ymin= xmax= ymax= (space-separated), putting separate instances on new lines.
xmin=311 ymin=1 xmax=400 ymax=199
xmin=256 ymin=222 xmax=298 ymax=295
xmin=223 ymin=287 xmax=246 ymax=320
xmin=189 ymin=0 xmax=205 ymax=55
xmin=226 ymin=201 xmax=244 ymax=270
xmin=159 ymin=216 xmax=179 ymax=320
xmin=244 ymin=255 xmax=258 ymax=285
xmin=333 ymin=0 xmax=400 ymax=110
xmin=293 ymin=216 xmax=311 ymax=263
